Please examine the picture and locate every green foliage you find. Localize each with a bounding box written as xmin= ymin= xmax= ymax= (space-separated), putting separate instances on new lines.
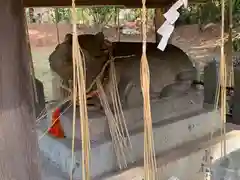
xmin=122 ymin=9 xmax=154 ymax=22
xmin=233 ymin=38 xmax=240 ymax=52
xmin=232 ymin=0 xmax=240 ymax=27
xmin=49 ymin=8 xmax=71 ymax=23
xmin=54 ymin=8 xmax=71 ymax=23
xmin=178 ymin=6 xmax=199 ymax=24
xmin=76 ymin=8 xmax=89 ymax=23
xmin=177 ymin=0 xmax=240 ymax=52
xmin=178 ymin=2 xmax=220 ymax=25
xmin=124 ymin=9 xmax=141 ymax=21
xmin=178 ymin=0 xmax=240 ymax=27
xmin=87 ymin=6 xmax=116 ymax=25
xmin=200 ymin=1 xmax=221 ymax=23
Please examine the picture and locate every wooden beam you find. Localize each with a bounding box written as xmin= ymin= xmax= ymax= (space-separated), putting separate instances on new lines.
xmin=23 ymin=0 xmax=208 ymax=8
xmin=154 ymin=8 xmax=165 ymax=42
xmin=0 ymin=0 xmax=41 ymax=179
xmin=225 ymin=0 xmax=233 ymax=87
xmin=117 ymin=8 xmax=120 ymax=41
xmin=23 ymin=0 xmax=168 ymax=7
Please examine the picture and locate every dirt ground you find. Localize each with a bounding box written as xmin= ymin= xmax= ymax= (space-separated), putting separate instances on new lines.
xmin=28 ymin=23 xmax=221 ymax=101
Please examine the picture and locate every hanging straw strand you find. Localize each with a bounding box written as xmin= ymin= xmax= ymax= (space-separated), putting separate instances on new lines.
xmin=70 ymin=6 xmax=78 ymax=179
xmin=71 ymin=1 xmax=91 ymax=180
xmin=204 ymin=1 xmax=227 ymax=177
xmin=220 ymin=0 xmax=227 ymax=157
xmin=96 ymin=57 xmax=132 ymax=169
xmin=97 ymin=79 xmax=128 ymax=169
xmin=141 ymin=0 xmax=157 ymax=179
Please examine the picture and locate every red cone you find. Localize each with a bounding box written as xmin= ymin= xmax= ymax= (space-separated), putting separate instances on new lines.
xmin=48 ymin=108 xmax=65 ymax=138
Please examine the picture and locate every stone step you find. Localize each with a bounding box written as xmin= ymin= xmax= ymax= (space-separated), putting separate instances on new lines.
xmin=38 ymin=107 xmax=221 ymax=179
xmin=40 ymin=152 xmax=68 ymax=180
xmin=100 ymin=125 xmax=240 ymax=180
xmin=59 ymin=90 xmax=205 ymax=142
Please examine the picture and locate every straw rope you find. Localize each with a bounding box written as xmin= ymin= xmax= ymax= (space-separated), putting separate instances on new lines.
xmin=96 ymin=73 xmax=132 ymax=169
xmin=141 ymin=0 xmax=157 ymax=179
xmin=202 ymin=1 xmax=231 ymax=178
xmin=60 ymin=54 xmax=135 ymax=104
xmin=85 ymin=54 xmax=135 ymax=95
xmin=71 ymin=1 xmax=91 ymax=180
xmin=220 ymin=0 xmax=227 ymax=158
xmin=206 ymin=1 xmax=230 ymax=178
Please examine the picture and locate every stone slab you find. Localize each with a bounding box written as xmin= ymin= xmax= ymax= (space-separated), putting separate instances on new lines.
xmin=100 ymin=127 xmax=240 ymax=180
xmin=40 ymin=152 xmax=68 ymax=180
xmin=38 ymin=108 xmax=221 ymax=179
xmin=59 ymin=90 xmax=204 ymax=142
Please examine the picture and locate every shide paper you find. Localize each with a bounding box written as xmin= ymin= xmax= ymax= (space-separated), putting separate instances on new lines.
xmin=157 ymin=0 xmax=188 ymax=51
xmin=164 ymin=9 xmax=180 ymax=25
xmin=157 ymin=22 xmax=174 ymax=51
xmin=157 ymin=21 xmax=175 ymax=37
xmin=168 ymin=176 xmax=180 ymax=180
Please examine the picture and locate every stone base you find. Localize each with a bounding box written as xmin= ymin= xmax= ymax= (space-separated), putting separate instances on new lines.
xmin=59 ymin=90 xmax=204 ymax=141
xmin=101 ymin=126 xmax=240 ymax=180
xmin=38 ymin=108 xmax=221 ymax=179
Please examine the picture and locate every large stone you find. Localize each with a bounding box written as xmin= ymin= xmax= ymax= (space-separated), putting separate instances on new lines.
xmin=49 ymin=37 xmax=197 ymax=108
xmin=111 ymin=43 xmax=196 ymax=108
xmin=204 ymin=59 xmax=219 ymax=107
xmin=232 ymin=66 xmax=240 ymax=125
xmin=159 ymin=81 xmax=192 ymax=98
xmin=34 ymin=78 xmax=46 ymax=118
xmin=175 ymin=70 xmax=197 ymax=81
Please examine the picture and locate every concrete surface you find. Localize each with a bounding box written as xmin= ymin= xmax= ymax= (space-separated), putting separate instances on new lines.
xmin=41 ymin=152 xmax=68 ymax=180
xmin=100 ymin=128 xmax=240 ymax=180
xmin=212 ymin=147 xmax=240 ymax=180
xmin=38 ymin=106 xmax=221 ymax=179
xmin=39 ymin=125 xmax=240 ymax=180
xmin=59 ymin=90 xmax=204 ymax=142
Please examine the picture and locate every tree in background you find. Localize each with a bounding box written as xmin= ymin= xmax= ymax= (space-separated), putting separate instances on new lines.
xmin=86 ymin=6 xmax=116 ymax=30
xmin=51 ymin=8 xmax=71 ymax=23
xmin=28 ymin=8 xmax=36 ymax=23
xmin=177 ymin=0 xmax=240 ymax=51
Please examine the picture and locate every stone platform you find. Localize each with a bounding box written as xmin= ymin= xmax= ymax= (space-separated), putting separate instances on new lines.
xmin=37 ymin=90 xmax=223 ymax=179
xmin=100 ymin=125 xmax=240 ymax=180
xmin=59 ymin=90 xmax=204 ymax=141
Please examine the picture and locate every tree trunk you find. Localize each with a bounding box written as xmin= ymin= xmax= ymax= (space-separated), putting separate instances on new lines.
xmin=0 ymin=1 xmax=41 ymax=180
xmin=116 ymin=8 xmax=120 ymax=41
xmin=154 ymin=8 xmax=165 ymax=43
xmin=225 ymin=0 xmax=233 ymax=87
xmin=29 ymin=8 xmax=36 ymax=23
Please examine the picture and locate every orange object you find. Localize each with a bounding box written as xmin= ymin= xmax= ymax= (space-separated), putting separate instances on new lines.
xmin=87 ymin=90 xmax=99 ymax=99
xmin=48 ymin=108 xmax=65 ymax=138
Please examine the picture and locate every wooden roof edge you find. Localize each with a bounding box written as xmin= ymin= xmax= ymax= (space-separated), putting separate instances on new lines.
xmin=23 ymin=0 xmax=207 ymax=8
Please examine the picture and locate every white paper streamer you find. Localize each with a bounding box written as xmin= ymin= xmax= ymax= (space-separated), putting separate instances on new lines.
xmin=164 ymin=9 xmax=180 ymax=25
xmin=168 ymin=176 xmax=180 ymax=180
xmin=182 ymin=0 xmax=188 ymax=8
xmin=157 ymin=21 xmax=175 ymax=37
xmin=171 ymin=0 xmax=184 ymax=10
xmin=157 ymin=22 xmax=174 ymax=51
xmin=157 ymin=36 xmax=170 ymax=51
xmin=157 ymin=0 xmax=188 ymax=51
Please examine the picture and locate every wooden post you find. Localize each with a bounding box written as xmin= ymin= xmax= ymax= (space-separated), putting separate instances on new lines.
xmin=55 ymin=8 xmax=60 ymax=44
xmin=154 ymin=8 xmax=165 ymax=43
xmin=225 ymin=0 xmax=233 ymax=87
xmin=0 ymin=1 xmax=41 ymax=180
xmin=117 ymin=8 xmax=120 ymax=42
